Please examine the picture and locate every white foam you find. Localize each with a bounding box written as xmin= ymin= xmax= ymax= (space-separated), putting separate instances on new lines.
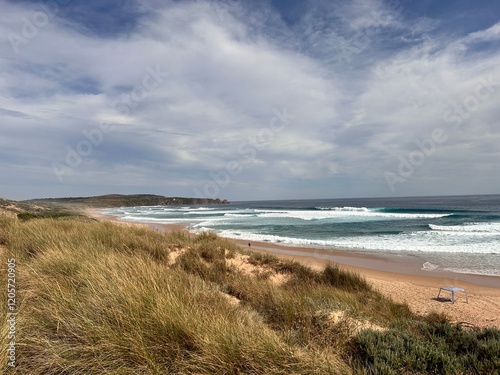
xmin=316 ymin=206 xmax=371 ymax=212
xmin=441 ymin=267 xmax=500 ymax=277
xmin=422 ymin=262 xmax=439 ymax=271
xmin=107 ymin=207 xmax=451 ymax=225
xmin=195 ymin=226 xmax=213 ymax=232
xmin=119 ymin=216 xmax=196 ymax=223
xmin=184 ymin=210 xmax=227 ymax=215
xmin=422 ymin=263 xmax=500 ymax=277
xmin=104 ymin=207 xmax=499 ymax=256
xmin=216 ymin=229 xmax=500 ymax=254
xmin=429 ymin=222 xmax=500 ymax=233
xmin=216 ymin=230 xmax=332 ymax=246
xmin=255 ymin=209 xmax=450 ymax=221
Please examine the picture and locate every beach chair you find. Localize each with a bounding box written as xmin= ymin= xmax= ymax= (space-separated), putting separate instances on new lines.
xmin=437 ymin=286 xmax=468 ymax=304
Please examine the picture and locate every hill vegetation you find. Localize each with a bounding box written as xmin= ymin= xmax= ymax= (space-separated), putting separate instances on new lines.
xmin=0 ymin=205 xmax=499 ymax=374
xmin=0 ymin=198 xmax=54 ymax=213
xmin=23 ymin=194 xmax=229 ymax=208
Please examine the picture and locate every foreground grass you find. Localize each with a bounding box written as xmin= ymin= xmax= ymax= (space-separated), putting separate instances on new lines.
xmin=1 ymin=217 xmax=342 ymax=373
xmin=1 ymin=214 xmax=499 ymax=374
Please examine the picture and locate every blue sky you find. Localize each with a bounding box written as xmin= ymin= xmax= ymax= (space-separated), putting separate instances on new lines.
xmin=1 ymin=0 xmax=500 ymax=201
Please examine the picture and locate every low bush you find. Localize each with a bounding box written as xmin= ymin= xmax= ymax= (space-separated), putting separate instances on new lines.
xmin=350 ymin=320 xmax=500 ymax=374
xmin=17 ymin=211 xmax=76 ymax=221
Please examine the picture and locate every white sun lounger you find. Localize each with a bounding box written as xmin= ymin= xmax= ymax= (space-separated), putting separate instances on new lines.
xmin=437 ymin=287 xmax=468 ymax=304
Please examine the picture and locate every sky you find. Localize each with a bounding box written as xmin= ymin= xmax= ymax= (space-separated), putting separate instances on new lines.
xmin=1 ymin=0 xmax=500 ymax=201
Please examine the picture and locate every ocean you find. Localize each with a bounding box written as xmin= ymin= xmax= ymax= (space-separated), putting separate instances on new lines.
xmin=102 ymin=195 xmax=500 ymax=277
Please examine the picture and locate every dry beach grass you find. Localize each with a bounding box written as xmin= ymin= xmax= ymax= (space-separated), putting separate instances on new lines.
xmin=92 ymin=208 xmax=500 ymax=330
xmin=1 ymin=209 xmax=499 ymax=374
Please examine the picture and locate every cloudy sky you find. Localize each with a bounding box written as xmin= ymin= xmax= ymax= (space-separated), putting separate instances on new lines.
xmin=1 ymin=0 xmax=500 ymax=201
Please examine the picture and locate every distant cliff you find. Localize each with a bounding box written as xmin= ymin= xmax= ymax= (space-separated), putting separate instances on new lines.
xmin=23 ymin=194 xmax=229 ymax=208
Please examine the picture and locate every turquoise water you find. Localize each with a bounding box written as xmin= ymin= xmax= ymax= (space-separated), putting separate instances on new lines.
xmin=102 ymin=195 xmax=500 ymax=277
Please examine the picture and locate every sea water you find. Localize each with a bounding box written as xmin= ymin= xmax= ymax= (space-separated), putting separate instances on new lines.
xmin=102 ymin=195 xmax=500 ymax=277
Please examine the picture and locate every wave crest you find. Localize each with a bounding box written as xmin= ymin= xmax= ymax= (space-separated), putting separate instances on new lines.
xmin=316 ymin=206 xmax=370 ymax=212
xmin=429 ymin=222 xmax=500 ymax=234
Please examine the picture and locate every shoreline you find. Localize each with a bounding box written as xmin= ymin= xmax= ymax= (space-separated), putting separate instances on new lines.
xmin=84 ymin=208 xmax=500 ymax=328
xmin=231 ymin=239 xmax=500 ymax=289
xmin=85 ymin=208 xmax=500 ymax=288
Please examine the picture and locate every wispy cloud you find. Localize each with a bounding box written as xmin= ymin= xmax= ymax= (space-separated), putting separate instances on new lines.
xmin=1 ymin=0 xmax=499 ymax=200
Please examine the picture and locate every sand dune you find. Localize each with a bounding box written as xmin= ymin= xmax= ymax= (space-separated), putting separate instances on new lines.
xmin=85 ymin=209 xmax=500 ymax=329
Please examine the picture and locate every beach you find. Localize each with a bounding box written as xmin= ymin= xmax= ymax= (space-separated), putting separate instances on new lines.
xmin=86 ymin=208 xmax=500 ymax=329
xmin=232 ymin=239 xmax=500 ymax=329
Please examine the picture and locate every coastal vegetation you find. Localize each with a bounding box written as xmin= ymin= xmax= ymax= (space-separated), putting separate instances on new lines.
xmin=1 ymin=206 xmax=499 ymax=374
xmin=23 ymin=194 xmax=229 ymax=208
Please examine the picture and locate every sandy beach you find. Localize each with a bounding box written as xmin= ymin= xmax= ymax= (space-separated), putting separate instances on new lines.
xmin=86 ymin=208 xmax=500 ymax=329
xmin=236 ymin=240 xmax=500 ymax=328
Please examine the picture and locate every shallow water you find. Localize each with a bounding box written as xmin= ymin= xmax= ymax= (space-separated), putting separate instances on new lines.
xmin=103 ymin=195 xmax=500 ymax=277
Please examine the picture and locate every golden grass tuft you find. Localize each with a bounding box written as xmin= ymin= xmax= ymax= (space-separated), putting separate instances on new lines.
xmin=1 ymin=216 xmax=351 ymax=374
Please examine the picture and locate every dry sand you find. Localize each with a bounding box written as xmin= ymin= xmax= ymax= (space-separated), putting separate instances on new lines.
xmin=236 ymin=240 xmax=500 ymax=329
xmin=85 ymin=208 xmax=500 ymax=329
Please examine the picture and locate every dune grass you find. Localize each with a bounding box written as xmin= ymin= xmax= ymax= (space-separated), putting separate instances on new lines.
xmin=0 ymin=216 xmax=346 ymax=373
xmin=1 ymin=213 xmax=499 ymax=374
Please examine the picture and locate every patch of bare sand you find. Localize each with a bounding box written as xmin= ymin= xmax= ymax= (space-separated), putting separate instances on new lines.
xmin=167 ymin=248 xmax=186 ymax=267
xmin=0 ymin=209 xmax=17 ymax=218
xmin=221 ymin=292 xmax=241 ymax=306
xmin=4 ymin=205 xmax=21 ymax=212
xmin=329 ymin=310 xmax=386 ymax=334
xmin=365 ymin=275 xmax=500 ymax=329
xmin=226 ymin=253 xmax=289 ymax=285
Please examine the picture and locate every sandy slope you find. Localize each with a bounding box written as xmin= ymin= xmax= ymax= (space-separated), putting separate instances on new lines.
xmin=242 ymin=243 xmax=500 ymax=329
xmin=361 ymin=272 xmax=500 ymax=328
xmin=85 ymin=208 xmax=500 ymax=329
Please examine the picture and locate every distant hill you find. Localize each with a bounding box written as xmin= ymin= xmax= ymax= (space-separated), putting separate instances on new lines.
xmin=23 ymin=194 xmax=229 ymax=208
xmin=0 ymin=197 xmax=48 ymax=213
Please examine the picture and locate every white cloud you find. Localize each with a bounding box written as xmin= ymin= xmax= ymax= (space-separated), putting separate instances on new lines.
xmin=1 ymin=0 xmax=499 ymax=200
xmin=465 ymin=22 xmax=500 ymax=43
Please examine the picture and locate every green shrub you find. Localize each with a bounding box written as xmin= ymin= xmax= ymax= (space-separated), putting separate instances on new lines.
xmin=17 ymin=211 xmax=75 ymax=221
xmin=353 ymin=329 xmax=455 ymax=374
xmin=351 ymin=321 xmax=500 ymax=374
